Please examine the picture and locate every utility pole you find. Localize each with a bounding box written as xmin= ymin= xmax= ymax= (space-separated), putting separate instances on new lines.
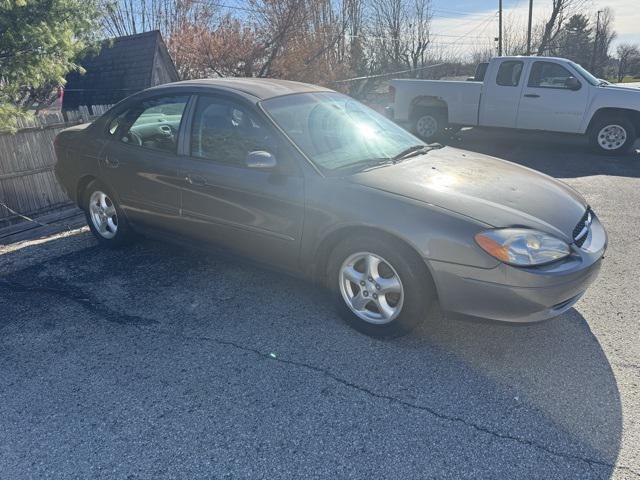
xmin=526 ymin=0 xmax=533 ymax=55
xmin=498 ymin=0 xmax=503 ymax=56
xmin=590 ymin=10 xmax=603 ymax=72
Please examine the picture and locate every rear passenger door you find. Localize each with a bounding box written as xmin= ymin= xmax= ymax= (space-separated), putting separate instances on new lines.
xmin=100 ymin=95 xmax=190 ymax=230
xmin=479 ymin=60 xmax=525 ymax=128
xmin=177 ymin=95 xmax=305 ymax=271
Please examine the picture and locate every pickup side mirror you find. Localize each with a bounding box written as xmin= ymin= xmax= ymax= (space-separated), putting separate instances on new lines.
xmin=565 ymin=76 xmax=581 ymax=91
xmin=246 ymin=150 xmax=277 ymax=170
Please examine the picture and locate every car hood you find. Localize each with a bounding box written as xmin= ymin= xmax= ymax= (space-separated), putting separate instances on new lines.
xmin=601 ymin=84 xmax=640 ymax=93
xmin=349 ymin=147 xmax=587 ymax=241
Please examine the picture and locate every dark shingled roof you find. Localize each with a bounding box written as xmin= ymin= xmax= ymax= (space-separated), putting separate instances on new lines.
xmin=63 ymin=31 xmax=178 ymax=110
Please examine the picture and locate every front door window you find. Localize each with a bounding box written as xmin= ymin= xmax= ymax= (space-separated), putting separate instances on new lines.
xmin=190 ymin=97 xmax=276 ymax=165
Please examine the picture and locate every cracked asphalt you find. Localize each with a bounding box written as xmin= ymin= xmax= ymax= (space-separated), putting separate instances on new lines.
xmin=1 ymin=130 xmax=639 ymax=479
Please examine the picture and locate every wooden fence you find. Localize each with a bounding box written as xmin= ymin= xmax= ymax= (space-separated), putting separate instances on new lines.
xmin=0 ymin=105 xmax=111 ymax=226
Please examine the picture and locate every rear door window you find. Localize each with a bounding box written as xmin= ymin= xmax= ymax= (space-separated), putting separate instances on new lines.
xmin=496 ymin=61 xmax=524 ymax=87
xmin=118 ymin=96 xmax=189 ymax=153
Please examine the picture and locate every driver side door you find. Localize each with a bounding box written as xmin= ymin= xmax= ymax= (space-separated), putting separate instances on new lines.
xmin=100 ymin=94 xmax=191 ymax=231
xmin=177 ymin=94 xmax=306 ymax=271
xmin=516 ymin=61 xmax=589 ymax=133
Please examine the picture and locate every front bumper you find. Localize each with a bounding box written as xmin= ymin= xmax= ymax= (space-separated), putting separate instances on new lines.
xmin=429 ymin=215 xmax=607 ymax=323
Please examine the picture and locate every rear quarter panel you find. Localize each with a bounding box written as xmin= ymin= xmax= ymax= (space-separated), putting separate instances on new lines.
xmin=391 ymin=79 xmax=482 ymax=126
xmin=54 ymin=124 xmax=106 ymax=205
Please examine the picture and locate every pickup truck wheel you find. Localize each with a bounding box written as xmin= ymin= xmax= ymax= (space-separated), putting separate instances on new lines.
xmin=589 ymin=116 xmax=636 ymax=155
xmin=414 ymin=111 xmax=445 ymax=142
xmin=327 ymin=235 xmax=435 ymax=337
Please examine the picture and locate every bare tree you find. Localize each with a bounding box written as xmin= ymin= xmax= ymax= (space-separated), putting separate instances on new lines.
xmin=403 ymin=0 xmax=432 ymax=72
xmin=370 ymin=0 xmax=406 ymax=70
xmin=368 ymin=0 xmax=432 ymax=72
xmin=100 ymin=0 xmax=218 ymax=38
xmin=168 ymin=15 xmax=265 ymax=79
xmin=536 ymin=0 xmax=587 ymax=55
xmin=249 ymin=0 xmax=308 ymax=78
xmin=591 ymin=7 xmax=616 ymax=76
xmin=616 ymin=43 xmax=640 ymax=82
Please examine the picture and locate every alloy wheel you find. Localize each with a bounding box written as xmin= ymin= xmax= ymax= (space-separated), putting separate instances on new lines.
xmin=339 ymin=252 xmax=404 ymax=324
xmin=89 ymin=191 xmax=118 ymax=239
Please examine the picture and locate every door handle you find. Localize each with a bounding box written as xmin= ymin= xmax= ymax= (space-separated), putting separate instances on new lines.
xmin=103 ymin=156 xmax=120 ymax=168
xmin=524 ymin=94 xmax=540 ymax=98
xmin=185 ymin=174 xmax=207 ymax=186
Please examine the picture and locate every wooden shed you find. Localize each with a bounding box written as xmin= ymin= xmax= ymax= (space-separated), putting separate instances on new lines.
xmin=62 ymin=30 xmax=179 ymax=111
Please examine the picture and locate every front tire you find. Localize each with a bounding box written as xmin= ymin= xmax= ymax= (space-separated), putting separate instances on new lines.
xmin=84 ymin=180 xmax=133 ymax=247
xmin=327 ymin=235 xmax=435 ymax=337
xmin=589 ymin=116 xmax=636 ymax=155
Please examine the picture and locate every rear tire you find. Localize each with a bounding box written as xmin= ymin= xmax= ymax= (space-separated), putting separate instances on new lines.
xmin=327 ymin=235 xmax=435 ymax=337
xmin=413 ymin=109 xmax=446 ymax=142
xmin=588 ymin=115 xmax=636 ymax=155
xmin=83 ymin=180 xmax=133 ymax=248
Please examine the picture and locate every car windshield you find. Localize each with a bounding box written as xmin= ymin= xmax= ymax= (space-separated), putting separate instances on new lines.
xmin=261 ymin=92 xmax=425 ymax=173
xmin=570 ymin=61 xmax=600 ymax=86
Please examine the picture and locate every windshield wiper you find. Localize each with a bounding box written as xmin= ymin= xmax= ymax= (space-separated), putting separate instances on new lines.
xmin=333 ymin=157 xmax=395 ymax=173
xmin=359 ymin=158 xmax=396 ymax=172
xmin=392 ymin=144 xmax=432 ymax=162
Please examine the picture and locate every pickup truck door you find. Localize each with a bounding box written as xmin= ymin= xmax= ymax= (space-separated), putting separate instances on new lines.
xmin=516 ymin=60 xmax=589 ymax=133
xmin=478 ymin=60 xmax=526 ymax=127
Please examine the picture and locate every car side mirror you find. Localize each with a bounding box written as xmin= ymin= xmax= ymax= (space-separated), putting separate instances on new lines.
xmin=565 ymin=77 xmax=581 ymax=91
xmin=246 ymin=150 xmax=277 ymax=170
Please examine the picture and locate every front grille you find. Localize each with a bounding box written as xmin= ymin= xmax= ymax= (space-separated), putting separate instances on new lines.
xmin=573 ymin=207 xmax=593 ymax=247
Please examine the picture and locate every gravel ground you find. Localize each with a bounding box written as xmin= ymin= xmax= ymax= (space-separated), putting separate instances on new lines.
xmin=1 ymin=129 xmax=639 ymax=479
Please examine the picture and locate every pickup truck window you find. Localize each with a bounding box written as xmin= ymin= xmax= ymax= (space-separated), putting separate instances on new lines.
xmin=528 ymin=62 xmax=574 ymax=89
xmin=570 ymin=61 xmax=600 ymax=86
xmin=496 ymin=61 xmax=524 ymax=87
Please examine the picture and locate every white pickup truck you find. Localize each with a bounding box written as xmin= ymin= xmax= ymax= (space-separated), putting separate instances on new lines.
xmin=388 ymin=56 xmax=640 ymax=154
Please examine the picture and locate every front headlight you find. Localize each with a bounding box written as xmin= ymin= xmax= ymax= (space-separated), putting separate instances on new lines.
xmin=475 ymin=228 xmax=571 ymax=266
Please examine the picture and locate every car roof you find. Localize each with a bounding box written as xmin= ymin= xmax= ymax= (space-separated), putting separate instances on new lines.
xmin=495 ymin=55 xmax=571 ymax=62
xmin=147 ymin=77 xmax=334 ymax=100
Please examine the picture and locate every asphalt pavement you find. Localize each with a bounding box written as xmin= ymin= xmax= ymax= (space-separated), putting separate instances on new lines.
xmin=1 ymin=129 xmax=639 ymax=479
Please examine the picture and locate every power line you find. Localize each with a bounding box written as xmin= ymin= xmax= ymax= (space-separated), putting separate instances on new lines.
xmin=333 ymin=62 xmax=446 ymax=84
xmin=432 ymin=7 xmax=495 ymax=17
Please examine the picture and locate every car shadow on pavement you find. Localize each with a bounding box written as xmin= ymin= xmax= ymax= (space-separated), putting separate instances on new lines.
xmin=441 ymin=128 xmax=640 ymax=180
xmin=413 ymin=305 xmax=623 ymax=471
xmin=0 ymin=232 xmax=624 ymax=477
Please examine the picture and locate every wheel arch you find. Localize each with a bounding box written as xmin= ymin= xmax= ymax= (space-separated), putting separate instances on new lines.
xmin=410 ymin=96 xmax=449 ymax=122
xmin=587 ymin=107 xmax=640 ymax=135
xmin=76 ymin=175 xmax=97 ymax=209
xmin=313 ymin=225 xmax=439 ymax=299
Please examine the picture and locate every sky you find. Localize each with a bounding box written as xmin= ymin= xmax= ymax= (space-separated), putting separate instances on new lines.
xmin=429 ymin=0 xmax=640 ymax=57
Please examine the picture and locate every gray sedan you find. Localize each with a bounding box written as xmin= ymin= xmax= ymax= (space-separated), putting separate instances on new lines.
xmin=54 ymin=78 xmax=607 ymax=336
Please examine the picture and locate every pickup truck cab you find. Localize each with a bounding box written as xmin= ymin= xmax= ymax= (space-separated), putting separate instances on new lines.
xmin=389 ymin=56 xmax=640 ymax=154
